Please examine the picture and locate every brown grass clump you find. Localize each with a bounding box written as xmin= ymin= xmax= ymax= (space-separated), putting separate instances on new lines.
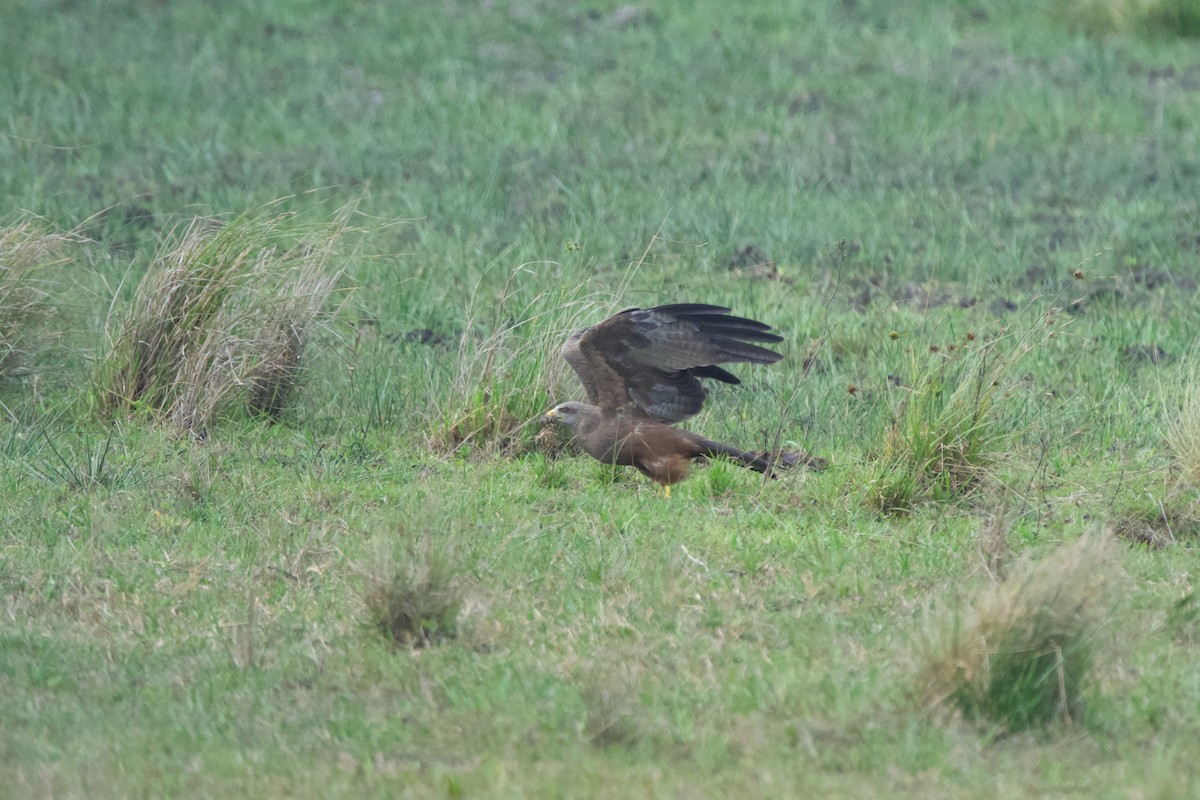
xmin=918 ymin=531 xmax=1119 ymax=731
xmin=0 ymin=216 xmax=78 ymax=381
xmin=431 ymin=266 xmax=619 ymax=455
xmin=94 ymin=204 xmax=357 ymax=434
xmin=364 ymin=544 xmax=463 ymax=648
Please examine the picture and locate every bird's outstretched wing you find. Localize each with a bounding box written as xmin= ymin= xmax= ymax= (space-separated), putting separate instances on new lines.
xmin=560 ymin=303 xmax=783 ymax=423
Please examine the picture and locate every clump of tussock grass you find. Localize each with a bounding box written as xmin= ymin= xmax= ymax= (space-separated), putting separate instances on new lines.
xmin=431 ymin=262 xmax=627 ymax=455
xmin=1104 ymin=352 xmax=1200 ymax=546
xmin=364 ymin=543 xmax=463 ymax=648
xmin=580 ymin=682 xmax=652 ymax=751
xmin=570 ymin=649 xmax=662 ymax=751
xmin=868 ymin=310 xmax=1058 ymax=513
xmin=94 ymin=204 xmax=358 ymax=434
xmin=1057 ymin=0 xmax=1200 ymax=37
xmin=918 ymin=531 xmax=1119 ymax=731
xmin=26 ymin=428 xmax=140 ymax=492
xmin=1162 ymin=351 xmax=1200 ymax=489
xmin=704 ymin=457 xmax=738 ymax=498
xmin=0 ymin=216 xmax=78 ymax=382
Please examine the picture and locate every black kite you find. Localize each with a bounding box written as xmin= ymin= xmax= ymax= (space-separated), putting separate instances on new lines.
xmin=545 ymin=303 xmax=814 ymax=495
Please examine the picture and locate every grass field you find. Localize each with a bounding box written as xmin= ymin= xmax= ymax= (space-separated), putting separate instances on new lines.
xmin=3 ymin=0 xmax=1200 ymax=796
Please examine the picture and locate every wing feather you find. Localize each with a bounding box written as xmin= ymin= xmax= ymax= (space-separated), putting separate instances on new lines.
xmin=562 ymin=303 xmax=786 ymax=423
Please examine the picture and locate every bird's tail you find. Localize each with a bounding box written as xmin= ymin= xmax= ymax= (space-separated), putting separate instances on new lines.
xmin=692 ymin=436 xmax=826 ymax=475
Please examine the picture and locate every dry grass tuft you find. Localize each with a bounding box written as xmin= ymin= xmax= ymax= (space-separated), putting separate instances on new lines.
xmin=580 ymin=684 xmax=649 ymax=751
xmin=364 ymin=544 xmax=463 ymax=648
xmin=869 ymin=311 xmax=1056 ymax=513
xmin=94 ymin=204 xmax=358 ymax=434
xmin=431 ymin=265 xmax=622 ymax=455
xmin=571 ymin=649 xmax=661 ymax=751
xmin=1163 ymin=351 xmax=1200 ymax=489
xmin=918 ymin=531 xmax=1119 ymax=731
xmin=0 ymin=216 xmax=78 ymax=381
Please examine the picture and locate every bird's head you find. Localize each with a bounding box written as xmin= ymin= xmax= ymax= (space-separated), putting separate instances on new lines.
xmin=544 ymin=401 xmax=588 ymax=428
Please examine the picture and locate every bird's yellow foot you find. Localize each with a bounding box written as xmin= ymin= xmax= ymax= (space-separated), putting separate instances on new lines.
xmin=664 ymin=484 xmax=671 ymax=499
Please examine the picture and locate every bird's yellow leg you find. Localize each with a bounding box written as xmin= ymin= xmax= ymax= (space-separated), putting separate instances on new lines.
xmin=664 ymin=484 xmax=671 ymax=499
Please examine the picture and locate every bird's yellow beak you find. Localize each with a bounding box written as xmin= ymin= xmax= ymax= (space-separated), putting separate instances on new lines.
xmin=544 ymin=408 xmax=559 ymax=422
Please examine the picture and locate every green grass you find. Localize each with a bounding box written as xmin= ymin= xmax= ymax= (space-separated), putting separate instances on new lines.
xmin=1058 ymin=0 xmax=1200 ymax=37
xmin=3 ymin=0 xmax=1200 ymax=796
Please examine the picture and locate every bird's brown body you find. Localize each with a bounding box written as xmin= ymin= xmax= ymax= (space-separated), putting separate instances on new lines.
xmin=545 ymin=303 xmax=815 ymax=491
xmin=560 ymin=405 xmax=790 ymax=486
xmin=573 ymin=410 xmax=703 ymax=485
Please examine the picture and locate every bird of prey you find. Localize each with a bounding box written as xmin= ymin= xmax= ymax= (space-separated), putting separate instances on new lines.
xmin=544 ymin=303 xmax=811 ymax=495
